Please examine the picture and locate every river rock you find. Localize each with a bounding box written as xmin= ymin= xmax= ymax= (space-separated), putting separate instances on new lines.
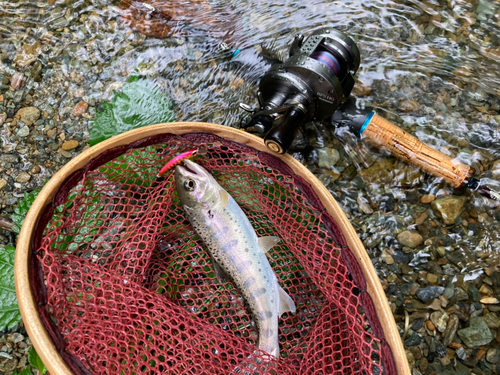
xmin=406 ymin=332 xmax=421 ymax=346
xmin=0 ymin=179 xmax=6 ymax=190
xmin=431 ymin=196 xmax=467 ymax=225
xmin=487 ymin=348 xmax=500 ymax=364
xmin=415 ymin=286 xmax=444 ymax=303
xmin=421 ymin=194 xmax=435 ymax=204
xmin=11 ymin=333 xmax=23 ymax=344
xmin=484 ymin=312 xmax=500 ymax=329
xmin=357 ymin=196 xmax=373 ymax=214
xmin=400 ymin=99 xmax=420 ymax=112
xmin=29 ymin=165 xmax=41 ymax=175
xmin=14 ymin=41 xmax=42 ymax=68
xmin=10 ymin=72 xmax=26 ymax=90
xmin=492 ymin=159 xmax=500 ymax=179
xmin=430 ymin=311 xmax=449 ymax=332
xmin=317 ymin=147 xmax=340 ymax=169
xmin=3 ymin=358 xmax=18 ymax=372
xmin=352 ymin=79 xmax=371 ymax=96
xmin=457 ymin=316 xmax=493 ymax=347
xmin=16 ymin=172 xmax=30 ymax=183
xmin=380 ymin=249 xmax=394 ymax=264
xmin=14 ymin=107 xmax=40 ymax=126
xmin=16 ymin=125 xmax=30 ymax=138
xmin=397 ymin=231 xmax=423 ymax=248
xmin=359 ymin=157 xmax=423 ymax=188
xmin=62 ymin=140 xmax=79 ymax=151
xmin=72 ymin=101 xmax=89 ymax=116
xmin=443 ymin=314 xmax=459 ymax=346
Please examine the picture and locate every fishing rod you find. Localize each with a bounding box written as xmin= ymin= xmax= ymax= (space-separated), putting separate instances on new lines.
xmin=238 ymin=27 xmax=500 ymax=201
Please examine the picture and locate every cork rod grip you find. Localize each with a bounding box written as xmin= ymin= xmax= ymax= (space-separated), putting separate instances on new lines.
xmin=361 ymin=114 xmax=474 ymax=189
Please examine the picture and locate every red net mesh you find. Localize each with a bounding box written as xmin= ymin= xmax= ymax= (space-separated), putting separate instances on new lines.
xmin=30 ymin=133 xmax=396 ymax=375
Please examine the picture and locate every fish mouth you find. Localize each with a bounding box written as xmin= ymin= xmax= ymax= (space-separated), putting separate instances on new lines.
xmin=175 ymin=159 xmax=208 ymax=179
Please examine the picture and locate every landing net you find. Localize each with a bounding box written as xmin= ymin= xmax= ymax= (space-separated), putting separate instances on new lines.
xmin=29 ymin=132 xmax=397 ymax=374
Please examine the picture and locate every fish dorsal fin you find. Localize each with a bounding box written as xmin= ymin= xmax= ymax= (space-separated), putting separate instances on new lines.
xmin=278 ymin=285 xmax=296 ymax=317
xmin=257 ymin=236 xmax=280 ymax=253
xmin=219 ymin=190 xmax=229 ymax=208
xmin=210 ymin=255 xmax=230 ymax=283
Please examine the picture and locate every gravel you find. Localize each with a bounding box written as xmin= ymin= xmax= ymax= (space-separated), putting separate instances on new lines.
xmin=1 ymin=0 xmax=500 ymax=374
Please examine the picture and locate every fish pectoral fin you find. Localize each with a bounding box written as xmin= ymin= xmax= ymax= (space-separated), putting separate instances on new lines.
xmin=257 ymin=236 xmax=280 ymax=254
xmin=278 ymin=285 xmax=296 ymax=316
xmin=211 ymin=256 xmax=230 ymax=283
xmin=219 ymin=190 xmax=229 ymax=208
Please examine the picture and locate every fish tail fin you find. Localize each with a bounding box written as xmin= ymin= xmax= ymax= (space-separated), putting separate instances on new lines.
xmin=258 ymin=338 xmax=280 ymax=359
xmin=278 ymin=285 xmax=296 ymax=316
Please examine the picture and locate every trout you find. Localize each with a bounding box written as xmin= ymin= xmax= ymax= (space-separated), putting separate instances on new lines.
xmin=175 ymin=159 xmax=296 ymax=358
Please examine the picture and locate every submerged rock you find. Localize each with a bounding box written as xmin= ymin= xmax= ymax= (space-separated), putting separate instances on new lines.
xmin=14 ymin=41 xmax=42 ymax=68
xmin=14 ymin=107 xmax=41 ymax=126
xmin=443 ymin=314 xmax=459 ymax=346
xmin=457 ymin=317 xmax=493 ymax=347
xmin=359 ymin=157 xmax=423 ymax=188
xmin=317 ymin=147 xmax=340 ymax=169
xmin=397 ymin=231 xmax=423 ymax=248
xmin=431 ymin=196 xmax=467 ymax=225
xmin=415 ymin=286 xmax=444 ymax=303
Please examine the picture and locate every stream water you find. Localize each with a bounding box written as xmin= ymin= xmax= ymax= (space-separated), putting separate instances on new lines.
xmin=1 ymin=0 xmax=500 ymax=374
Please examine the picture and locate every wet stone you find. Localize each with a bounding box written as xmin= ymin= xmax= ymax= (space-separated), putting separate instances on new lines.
xmin=397 ymin=231 xmax=423 ymax=248
xmin=62 ymin=140 xmax=79 ymax=151
xmin=443 ymin=314 xmax=459 ymax=346
xmin=29 ymin=165 xmax=41 ymax=175
xmin=484 ymin=312 xmax=500 ymax=329
xmin=14 ymin=41 xmax=42 ymax=68
xmin=456 ymin=346 xmax=467 ymax=360
xmin=59 ymin=149 xmax=72 ymax=158
xmin=447 ymin=251 xmax=466 ymax=267
xmin=431 ymin=196 xmax=467 ymax=225
xmin=444 ymin=282 xmax=454 ymax=299
xmin=3 ymin=358 xmax=18 ymax=372
xmin=421 ymin=194 xmax=435 ymax=204
xmin=416 ymin=286 xmax=445 ymax=303
xmin=16 ymin=125 xmax=30 ymax=138
xmin=15 ymin=172 xmax=30 ymax=184
xmin=10 ymin=73 xmax=26 ymax=90
xmin=486 ymin=348 xmax=500 ymax=364
xmin=72 ymin=101 xmax=88 ymax=116
xmin=430 ymin=311 xmax=449 ymax=332
xmin=411 ymin=318 xmax=424 ymax=331
xmin=436 ymin=343 xmax=446 ymax=357
xmin=400 ymin=99 xmax=420 ymax=112
xmin=317 ymin=147 xmax=340 ymax=169
xmin=406 ymin=332 xmax=421 ymax=346
xmin=457 ymin=317 xmax=493 ymax=348
xmin=468 ymin=285 xmax=481 ymax=303
xmin=11 ymin=333 xmax=23 ymax=344
xmin=14 ymin=107 xmax=40 ymax=126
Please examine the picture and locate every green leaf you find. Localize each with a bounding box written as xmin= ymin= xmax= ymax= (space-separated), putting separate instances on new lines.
xmin=0 ymin=245 xmax=22 ymax=330
xmin=89 ymin=74 xmax=175 ymax=146
xmin=28 ymin=347 xmax=47 ymax=374
xmin=11 ymin=190 xmax=41 ymax=234
xmin=17 ymin=367 xmax=33 ymax=375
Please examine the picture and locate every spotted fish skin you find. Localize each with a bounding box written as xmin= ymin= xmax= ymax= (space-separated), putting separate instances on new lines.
xmin=175 ymin=159 xmax=296 ymax=358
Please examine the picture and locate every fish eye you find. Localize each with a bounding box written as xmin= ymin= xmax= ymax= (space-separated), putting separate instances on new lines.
xmin=184 ymin=179 xmax=195 ymax=191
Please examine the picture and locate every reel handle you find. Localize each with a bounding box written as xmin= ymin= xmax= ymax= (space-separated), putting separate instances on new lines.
xmin=359 ymin=113 xmax=475 ymax=189
xmin=264 ymin=107 xmax=306 ymax=154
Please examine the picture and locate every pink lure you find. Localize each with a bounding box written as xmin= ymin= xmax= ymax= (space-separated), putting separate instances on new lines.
xmin=157 ymin=148 xmax=199 ymax=177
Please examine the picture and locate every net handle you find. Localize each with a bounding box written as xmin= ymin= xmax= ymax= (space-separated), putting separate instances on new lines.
xmin=15 ymin=122 xmax=410 ymax=375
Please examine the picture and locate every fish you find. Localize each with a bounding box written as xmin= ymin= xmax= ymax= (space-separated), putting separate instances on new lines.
xmin=157 ymin=148 xmax=199 ymax=177
xmin=175 ymin=159 xmax=296 ymax=358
